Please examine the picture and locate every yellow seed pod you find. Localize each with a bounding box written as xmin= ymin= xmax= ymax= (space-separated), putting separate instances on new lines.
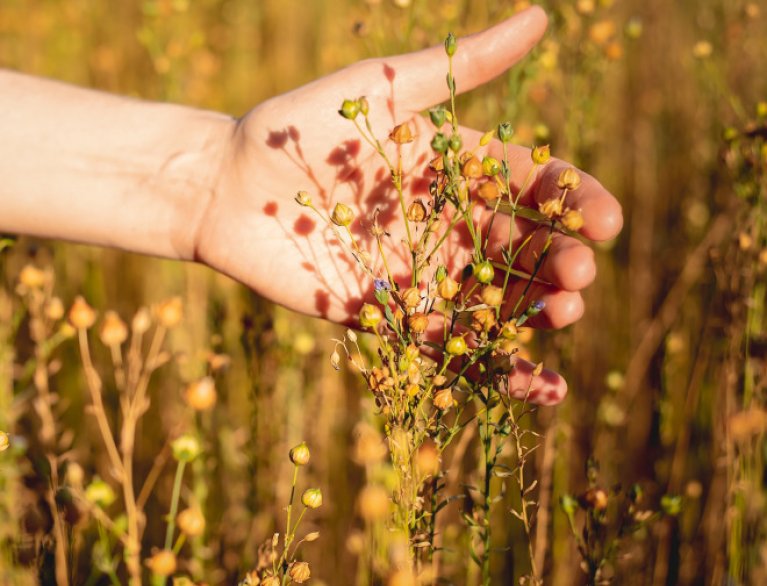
xmin=437 ymin=276 xmax=459 ymax=301
xmin=156 ymin=297 xmax=183 ymax=328
xmin=68 ymin=296 xmax=97 ymax=330
xmin=481 ymin=285 xmax=503 ymax=307
xmin=408 ymin=312 xmax=429 ymax=334
xmin=289 ymin=442 xmax=311 ymax=466
xmin=389 ymin=123 xmax=414 ymax=144
xmin=477 ymin=181 xmax=500 ymax=202
xmin=177 ymin=507 xmax=206 ymax=537
xmin=145 ymin=550 xmax=177 ymax=576
xmin=406 ymin=200 xmax=427 ymax=222
xmin=288 ymin=562 xmax=311 ymax=584
xmin=461 ymin=156 xmax=483 ymax=179
xmin=19 ymin=265 xmax=46 ymax=290
xmin=433 ymin=388 xmax=454 ymax=410
xmin=539 ymin=198 xmax=564 ymax=219
xmin=561 ymin=209 xmax=585 ymax=232
xmin=557 ymin=167 xmax=582 ymax=190
xmin=331 ymin=202 xmax=354 ymax=227
xmin=301 ymin=488 xmax=323 ymax=509
xmin=100 ymin=311 xmax=128 ymax=347
xmin=531 ymin=145 xmax=551 ymax=165
xmin=183 ymin=377 xmax=217 ymax=411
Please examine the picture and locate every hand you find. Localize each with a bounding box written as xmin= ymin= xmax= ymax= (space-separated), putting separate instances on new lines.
xmin=194 ymin=7 xmax=623 ymax=403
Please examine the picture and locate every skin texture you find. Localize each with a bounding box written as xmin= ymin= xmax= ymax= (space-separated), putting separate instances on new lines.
xmin=0 ymin=7 xmax=622 ymax=404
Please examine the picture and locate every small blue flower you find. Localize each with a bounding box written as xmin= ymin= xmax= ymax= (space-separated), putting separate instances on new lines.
xmin=374 ymin=278 xmax=390 ymax=292
xmin=528 ymin=300 xmax=545 ymax=315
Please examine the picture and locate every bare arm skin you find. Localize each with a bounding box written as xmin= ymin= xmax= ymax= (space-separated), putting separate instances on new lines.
xmin=0 ymin=7 xmax=622 ymax=404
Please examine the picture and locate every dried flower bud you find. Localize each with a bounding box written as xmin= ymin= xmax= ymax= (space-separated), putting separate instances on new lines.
xmin=0 ymin=431 xmax=9 ymax=452
xmin=301 ymin=488 xmax=323 ymax=509
xmin=532 ymin=362 xmax=544 ymax=376
xmin=184 ymin=377 xmax=217 ymax=411
xmin=295 ymin=191 xmax=312 ymax=206
xmin=445 ymin=336 xmax=468 ymax=356
xmin=479 ymin=130 xmax=495 ymax=146
xmin=561 ymin=209 xmax=585 ymax=232
xmin=461 ymin=156 xmax=483 ymax=178
xmin=85 ymin=478 xmax=116 ymax=508
xmin=99 ymin=311 xmax=128 ymax=347
xmin=304 ymin=531 xmax=320 ymax=542
xmin=132 ymin=307 xmax=151 ymax=335
xmin=177 ymin=507 xmax=206 ymax=537
xmin=389 ymin=123 xmax=414 ymax=144
xmin=408 ymin=312 xmax=429 ymax=334
xmin=481 ymin=285 xmax=503 ymax=307
xmin=497 ymin=122 xmax=513 ymax=143
xmin=68 ymin=296 xmax=96 ymax=330
xmin=156 ymin=297 xmax=183 ymax=328
xmin=557 ymin=167 xmax=582 ymax=190
xmin=146 ymin=550 xmax=177 ymax=576
xmin=289 ymin=442 xmax=311 ymax=466
xmin=288 ymin=562 xmax=311 ymax=584
xmin=359 ymin=304 xmax=383 ymax=329
xmin=444 ymin=32 xmax=457 ymax=57
xmin=357 ymin=484 xmax=390 ymax=521
xmin=400 ymin=287 xmax=421 ymax=310
xmin=531 ymin=145 xmax=551 ymax=165
xmin=339 ymin=99 xmax=360 ymax=120
xmin=472 ymin=308 xmax=496 ymax=333
xmin=46 ymin=297 xmax=64 ymax=321
xmin=406 ymin=200 xmax=427 ymax=223
xmin=171 ymin=434 xmax=202 ymax=463
xmin=415 ymin=441 xmax=440 ymax=477
xmin=539 ymin=198 xmax=564 ymax=219
xmin=437 ymin=276 xmax=459 ymax=300
xmin=19 ymin=265 xmax=46 ymax=289
xmin=477 ymin=181 xmax=500 ymax=202
xmin=473 ymin=261 xmax=495 ymax=285
xmin=346 ymin=329 xmax=358 ymax=343
xmin=331 ymin=202 xmax=354 ymax=227
xmin=261 ymin=576 xmax=280 ymax=586
xmin=433 ymin=387 xmax=454 ymax=410
xmin=482 ymin=156 xmax=501 ymax=176
xmin=330 ymin=350 xmax=341 ymax=370
xmin=429 ymin=107 xmax=446 ymax=128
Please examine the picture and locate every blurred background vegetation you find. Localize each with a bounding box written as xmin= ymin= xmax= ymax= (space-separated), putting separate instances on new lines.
xmin=0 ymin=0 xmax=765 ymax=584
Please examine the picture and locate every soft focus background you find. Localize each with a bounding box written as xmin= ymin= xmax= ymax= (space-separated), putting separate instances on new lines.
xmin=0 ymin=0 xmax=765 ymax=584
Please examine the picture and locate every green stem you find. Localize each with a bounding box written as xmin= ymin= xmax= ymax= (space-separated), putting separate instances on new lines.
xmin=164 ymin=460 xmax=186 ymax=551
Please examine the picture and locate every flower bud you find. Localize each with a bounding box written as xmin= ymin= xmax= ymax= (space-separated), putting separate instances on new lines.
xmin=339 ymin=99 xmax=360 ymax=120
xmin=556 ymin=167 xmax=582 ymax=190
xmin=481 ymin=285 xmax=503 ymax=307
xmin=357 ymin=484 xmax=390 ymax=521
xmin=435 ymin=265 xmax=447 ymax=283
xmin=85 ymin=478 xmax=116 ymax=508
xmin=156 ymin=297 xmax=183 ymax=328
xmin=19 ymin=265 xmax=46 ymax=289
xmin=472 ymin=261 xmax=495 ymax=284
xmin=531 ymin=145 xmax=551 ymax=165
xmin=433 ymin=388 xmax=454 ymax=410
xmin=46 ymin=297 xmax=65 ymax=321
xmin=437 ymin=276 xmax=459 ymax=301
xmin=301 ymin=488 xmax=323 ymax=509
xmin=171 ymin=434 xmax=202 ymax=463
xmin=429 ymin=107 xmax=446 ymax=128
xmin=331 ymin=202 xmax=354 ymax=227
xmin=68 ymin=296 xmax=96 ymax=330
xmin=444 ymin=32 xmax=457 ymax=57
xmin=146 ymin=550 xmax=177 ymax=576
xmin=183 ymin=376 xmax=217 ymax=411
xmin=477 ymin=181 xmax=500 ymax=202
xmin=132 ymin=307 xmax=152 ymax=335
xmin=358 ymin=96 xmax=369 ymax=116
xmin=288 ymin=561 xmax=311 ymax=584
xmin=406 ymin=200 xmax=427 ymax=222
xmin=359 ymin=304 xmax=383 ymax=329
xmin=408 ymin=312 xmax=429 ymax=334
xmin=561 ymin=209 xmax=585 ymax=232
xmin=0 ymin=431 xmax=9 ymax=452
xmin=389 ymin=123 xmax=414 ymax=144
xmin=289 ymin=442 xmax=311 ymax=466
xmin=445 ymin=336 xmax=468 ymax=356
xmin=305 ymin=531 xmax=320 ymax=542
xmin=482 ymin=156 xmax=501 ymax=176
xmin=295 ymin=191 xmax=312 ymax=206
xmin=461 ymin=156 xmax=483 ymax=178
xmin=497 ymin=122 xmax=513 ymax=143
xmin=99 ymin=311 xmax=128 ymax=347
xmin=177 ymin=507 xmax=206 ymax=537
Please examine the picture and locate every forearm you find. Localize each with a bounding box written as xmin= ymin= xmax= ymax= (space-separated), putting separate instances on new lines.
xmin=0 ymin=70 xmax=235 ymax=261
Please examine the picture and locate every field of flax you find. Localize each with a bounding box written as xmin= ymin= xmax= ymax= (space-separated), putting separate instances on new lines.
xmin=1 ymin=0 xmax=766 ymax=585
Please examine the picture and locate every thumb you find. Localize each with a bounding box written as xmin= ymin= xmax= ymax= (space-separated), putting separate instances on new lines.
xmin=385 ymin=6 xmax=548 ymax=113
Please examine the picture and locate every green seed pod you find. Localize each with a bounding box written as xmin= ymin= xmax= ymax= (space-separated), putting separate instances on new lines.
xmin=429 ymin=107 xmax=447 ymax=128
xmin=435 ymin=265 xmax=448 ymax=283
xmin=339 ymin=99 xmax=360 ymax=120
xmin=171 ymin=434 xmax=202 ymax=463
xmin=472 ymin=261 xmax=495 ymax=285
xmin=444 ymin=32 xmax=457 ymax=57
xmin=445 ymin=336 xmax=468 ymax=356
xmin=448 ymin=133 xmax=462 ymax=153
xmin=431 ymin=133 xmax=448 ymax=153
xmin=497 ymin=122 xmax=514 ymax=144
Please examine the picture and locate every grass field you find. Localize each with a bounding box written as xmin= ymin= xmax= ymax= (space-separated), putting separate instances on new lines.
xmin=0 ymin=1 xmax=765 ymax=584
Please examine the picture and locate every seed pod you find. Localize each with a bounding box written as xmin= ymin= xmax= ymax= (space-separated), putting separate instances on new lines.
xmin=482 ymin=156 xmax=501 ymax=176
xmin=177 ymin=507 xmax=206 ymax=537
xmin=557 ymin=167 xmax=582 ymax=190
xmin=146 ymin=550 xmax=177 ymax=577
xmin=477 ymin=181 xmax=500 ymax=202
xmin=406 ymin=200 xmax=427 ymax=222
xmin=183 ymin=376 xmax=217 ymax=411
xmin=156 ymin=297 xmax=183 ymax=328
xmin=68 ymin=296 xmax=96 ymax=330
xmin=561 ymin=209 xmax=585 ymax=232
xmin=339 ymin=99 xmax=360 ymax=120
xmin=539 ymin=198 xmax=564 ymax=218
xmin=331 ymin=202 xmax=354 ymax=226
xmin=448 ymin=133 xmax=462 ymax=153
xmin=481 ymin=285 xmax=503 ymax=307
xmin=433 ymin=388 xmax=454 ymax=410
xmin=289 ymin=562 xmax=311 ymax=584
xmin=19 ymin=265 xmax=46 ymax=289
xmin=444 ymin=32 xmax=457 ymax=57
xmin=408 ymin=312 xmax=429 ymax=334
xmin=531 ymin=145 xmax=551 ymax=165
xmin=472 ymin=308 xmax=496 ymax=333
xmin=461 ymin=156 xmax=483 ymax=178
xmin=289 ymin=442 xmax=311 ymax=466
xmin=429 ymin=107 xmax=447 ymax=128
xmin=359 ymin=304 xmax=383 ymax=329
xmin=302 ymin=488 xmax=323 ymax=509
xmin=100 ymin=311 xmax=128 ymax=347
xmin=389 ymin=123 xmax=414 ymax=144
xmin=497 ymin=122 xmax=513 ymax=143
xmin=445 ymin=336 xmax=468 ymax=356
xmin=171 ymin=434 xmax=202 ymax=463
xmin=473 ymin=261 xmax=495 ymax=285
xmin=437 ymin=276 xmax=459 ymax=300
xmin=400 ymin=287 xmax=421 ymax=310
xmin=431 ymin=133 xmax=448 ymax=153
xmin=295 ymin=191 xmax=312 ymax=206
